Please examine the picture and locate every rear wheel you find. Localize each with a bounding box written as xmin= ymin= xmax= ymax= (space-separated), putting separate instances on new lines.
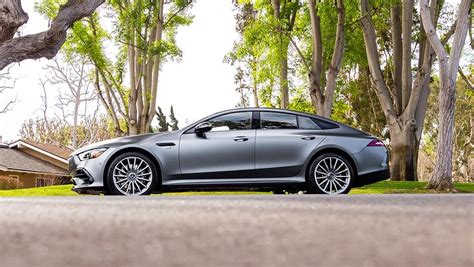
xmin=307 ymin=153 xmax=354 ymax=194
xmin=106 ymin=152 xmax=158 ymax=196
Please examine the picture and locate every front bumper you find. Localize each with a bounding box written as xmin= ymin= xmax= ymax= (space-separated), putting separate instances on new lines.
xmin=69 ymin=153 xmax=108 ymax=193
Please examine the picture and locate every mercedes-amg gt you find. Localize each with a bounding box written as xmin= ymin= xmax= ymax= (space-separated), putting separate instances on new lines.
xmin=69 ymin=108 xmax=390 ymax=195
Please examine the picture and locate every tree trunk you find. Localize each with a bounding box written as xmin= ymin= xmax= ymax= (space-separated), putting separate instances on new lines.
xmin=307 ymin=0 xmax=344 ymax=118
xmin=401 ymin=0 xmax=413 ymax=108
xmin=271 ymin=0 xmax=289 ymax=109
xmin=359 ymin=0 xmax=425 ymax=181
xmin=389 ymin=123 xmax=418 ymax=181
xmin=280 ymin=46 xmax=289 ymax=109
xmin=252 ymin=79 xmax=259 ymax=107
xmin=321 ymin=0 xmax=344 ymax=117
xmin=428 ymin=81 xmax=456 ymax=188
xmin=421 ymin=0 xmax=471 ymax=190
xmin=391 ymin=5 xmax=403 ymax=114
xmin=308 ymin=0 xmax=323 ymax=114
xmin=0 ymin=0 xmax=28 ymax=42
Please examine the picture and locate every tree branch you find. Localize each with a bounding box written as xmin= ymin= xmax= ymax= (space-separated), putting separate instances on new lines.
xmin=163 ymin=1 xmax=193 ymax=28
xmin=0 ymin=0 xmax=104 ymax=70
xmin=458 ymin=68 xmax=473 ymax=90
xmin=0 ymin=0 xmax=28 ymax=43
xmin=359 ymin=0 xmax=396 ymax=120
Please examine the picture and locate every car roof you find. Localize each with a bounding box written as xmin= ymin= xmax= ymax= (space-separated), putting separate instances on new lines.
xmin=181 ymin=107 xmax=341 ymax=131
xmin=213 ymin=107 xmax=338 ymax=122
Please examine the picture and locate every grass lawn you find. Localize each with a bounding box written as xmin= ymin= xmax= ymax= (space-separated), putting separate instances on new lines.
xmin=0 ymin=181 xmax=473 ymax=197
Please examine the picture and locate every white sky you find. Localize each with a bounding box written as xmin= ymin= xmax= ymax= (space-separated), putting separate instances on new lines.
xmin=0 ymin=0 xmax=240 ymax=141
xmin=0 ymin=0 xmax=466 ymax=142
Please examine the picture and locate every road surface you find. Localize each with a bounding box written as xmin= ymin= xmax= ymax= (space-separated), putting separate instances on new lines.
xmin=0 ymin=195 xmax=472 ymax=267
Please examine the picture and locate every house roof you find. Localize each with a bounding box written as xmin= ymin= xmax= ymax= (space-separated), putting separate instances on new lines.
xmin=21 ymin=140 xmax=73 ymax=159
xmin=9 ymin=140 xmax=74 ymax=163
xmin=0 ymin=147 xmax=68 ymax=175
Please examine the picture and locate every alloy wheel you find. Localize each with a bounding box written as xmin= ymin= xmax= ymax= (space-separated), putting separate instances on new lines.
xmin=314 ymin=157 xmax=351 ymax=194
xmin=112 ymin=156 xmax=153 ymax=196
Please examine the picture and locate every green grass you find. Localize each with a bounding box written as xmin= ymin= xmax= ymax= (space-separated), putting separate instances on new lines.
xmin=0 ymin=185 xmax=77 ymax=197
xmin=0 ymin=181 xmax=473 ymax=197
xmin=350 ymin=181 xmax=474 ymax=194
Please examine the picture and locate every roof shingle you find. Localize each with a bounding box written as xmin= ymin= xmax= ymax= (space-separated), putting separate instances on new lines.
xmin=0 ymin=148 xmax=67 ymax=175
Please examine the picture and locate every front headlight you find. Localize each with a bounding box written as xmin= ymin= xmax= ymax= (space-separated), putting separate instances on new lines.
xmin=77 ymin=148 xmax=108 ymax=161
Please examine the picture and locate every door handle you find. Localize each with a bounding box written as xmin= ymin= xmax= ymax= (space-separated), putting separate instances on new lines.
xmin=233 ymin=136 xmax=249 ymax=142
xmin=301 ymin=136 xmax=316 ymax=140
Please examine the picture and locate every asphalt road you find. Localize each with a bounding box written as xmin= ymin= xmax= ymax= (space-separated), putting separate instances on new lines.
xmin=0 ymin=195 xmax=472 ymax=267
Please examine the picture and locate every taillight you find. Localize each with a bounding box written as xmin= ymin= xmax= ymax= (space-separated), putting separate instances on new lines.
xmin=367 ymin=139 xmax=385 ymax=147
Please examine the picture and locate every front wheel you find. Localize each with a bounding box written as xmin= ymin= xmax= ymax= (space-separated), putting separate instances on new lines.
xmin=307 ymin=153 xmax=354 ymax=194
xmin=106 ymin=152 xmax=158 ymax=196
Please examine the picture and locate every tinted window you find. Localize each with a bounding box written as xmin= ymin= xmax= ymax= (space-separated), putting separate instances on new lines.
xmin=207 ymin=112 xmax=252 ymax=131
xmin=261 ymin=112 xmax=297 ymax=129
xmin=316 ymin=119 xmax=339 ymax=129
xmin=298 ymin=116 xmax=321 ymax=129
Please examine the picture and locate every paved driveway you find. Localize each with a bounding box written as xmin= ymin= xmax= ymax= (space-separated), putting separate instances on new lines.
xmin=0 ymin=195 xmax=472 ymax=267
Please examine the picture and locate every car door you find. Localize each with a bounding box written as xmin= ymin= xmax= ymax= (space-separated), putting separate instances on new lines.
xmin=255 ymin=112 xmax=326 ymax=178
xmin=179 ymin=111 xmax=256 ymax=179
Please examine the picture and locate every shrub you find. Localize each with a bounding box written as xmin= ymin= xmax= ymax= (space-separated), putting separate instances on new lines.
xmin=0 ymin=176 xmax=23 ymax=190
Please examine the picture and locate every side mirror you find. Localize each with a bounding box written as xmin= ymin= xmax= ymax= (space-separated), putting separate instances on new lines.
xmin=194 ymin=122 xmax=212 ymax=137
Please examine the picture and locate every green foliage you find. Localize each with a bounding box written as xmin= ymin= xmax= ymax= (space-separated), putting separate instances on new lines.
xmin=155 ymin=106 xmax=169 ymax=132
xmin=36 ymin=0 xmax=194 ymax=134
xmin=228 ymin=0 xmax=368 ymax=112
xmin=288 ymin=88 xmax=314 ymax=113
xmin=331 ymin=69 xmax=386 ymax=137
xmin=169 ymin=105 xmax=179 ymax=130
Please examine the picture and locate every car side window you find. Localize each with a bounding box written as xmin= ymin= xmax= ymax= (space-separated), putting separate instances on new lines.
xmin=260 ymin=112 xmax=298 ymax=129
xmin=207 ymin=112 xmax=252 ymax=131
xmin=298 ymin=116 xmax=322 ymax=130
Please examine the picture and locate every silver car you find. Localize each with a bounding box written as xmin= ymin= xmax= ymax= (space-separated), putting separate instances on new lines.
xmin=69 ymin=108 xmax=389 ymax=195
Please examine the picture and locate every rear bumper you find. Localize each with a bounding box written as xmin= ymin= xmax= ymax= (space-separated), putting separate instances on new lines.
xmin=353 ymin=169 xmax=390 ymax=187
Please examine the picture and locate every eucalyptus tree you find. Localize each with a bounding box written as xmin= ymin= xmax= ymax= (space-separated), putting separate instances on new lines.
xmin=420 ymin=0 xmax=471 ymax=189
xmin=231 ymin=0 xmax=363 ymax=118
xmin=305 ymin=0 xmax=344 ymax=117
xmin=358 ymin=0 xmax=456 ymax=181
xmin=37 ymin=0 xmax=193 ymax=135
xmin=228 ymin=0 xmax=300 ymax=109
xmin=271 ymin=0 xmax=300 ymax=109
xmin=0 ymin=0 xmax=104 ymax=70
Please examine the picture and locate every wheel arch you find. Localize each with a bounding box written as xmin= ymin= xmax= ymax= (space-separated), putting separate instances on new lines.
xmin=103 ymin=147 xmax=163 ymax=192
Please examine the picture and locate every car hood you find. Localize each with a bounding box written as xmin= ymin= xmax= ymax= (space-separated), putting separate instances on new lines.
xmin=70 ymin=132 xmax=170 ymax=157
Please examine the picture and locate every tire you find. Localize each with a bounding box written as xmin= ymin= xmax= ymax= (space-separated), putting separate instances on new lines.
xmin=307 ymin=153 xmax=354 ymax=194
xmin=106 ymin=152 xmax=158 ymax=196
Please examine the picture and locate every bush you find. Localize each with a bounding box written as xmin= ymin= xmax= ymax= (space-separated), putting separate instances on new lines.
xmin=0 ymin=176 xmax=23 ymax=190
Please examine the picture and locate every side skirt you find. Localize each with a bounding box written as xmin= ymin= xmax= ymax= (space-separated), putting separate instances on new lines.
xmin=161 ymin=177 xmax=306 ymax=192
